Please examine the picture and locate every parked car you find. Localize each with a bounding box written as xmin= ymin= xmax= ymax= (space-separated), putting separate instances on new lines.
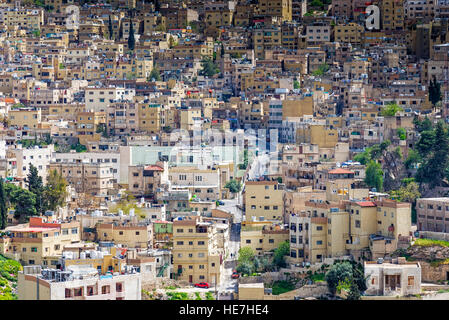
xmin=231 ymin=272 xmax=239 ymax=279
xmin=194 ymin=282 xmax=210 ymax=288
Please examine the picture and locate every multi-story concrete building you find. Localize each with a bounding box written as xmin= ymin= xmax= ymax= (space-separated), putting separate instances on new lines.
xmin=84 ymin=87 xmax=136 ymax=113
xmin=49 ymin=161 xmax=114 ymax=198
xmin=18 ymin=265 xmax=141 ymax=300
xmin=257 ymin=0 xmax=293 ymax=22
xmin=14 ymin=144 xmax=54 ymax=183
xmin=172 ymin=216 xmax=228 ymax=285
xmin=168 ymin=166 xmax=221 ymax=201
xmin=289 ymin=198 xmax=412 ymax=264
xmin=0 ymin=217 xmax=80 ymax=266
xmin=96 ymin=222 xmax=153 ymax=249
xmin=416 ymin=198 xmax=449 ymax=232
xmin=244 ymin=181 xmax=285 ymax=222
xmin=240 ymin=223 xmax=289 ymax=256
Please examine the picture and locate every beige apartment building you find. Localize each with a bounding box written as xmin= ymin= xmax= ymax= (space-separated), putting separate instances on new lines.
xmin=289 ymin=199 xmax=412 ymax=264
xmin=244 ymin=181 xmax=284 ymax=222
xmin=240 ymin=223 xmax=289 ymax=256
xmin=172 ymin=217 xmax=228 ymax=285
xmin=416 ymin=198 xmax=449 ymax=232
xmin=127 ymin=163 xmax=168 ymax=198
xmin=96 ymin=223 xmax=153 ymax=249
xmin=49 ymin=162 xmax=114 ymax=198
xmin=0 ymin=217 xmax=80 ymax=266
xmin=168 ymin=166 xmax=221 ymax=201
xmin=8 ymin=108 xmax=42 ymax=129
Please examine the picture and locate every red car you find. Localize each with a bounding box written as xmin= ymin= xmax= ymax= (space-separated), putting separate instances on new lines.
xmin=194 ymin=282 xmax=210 ymax=288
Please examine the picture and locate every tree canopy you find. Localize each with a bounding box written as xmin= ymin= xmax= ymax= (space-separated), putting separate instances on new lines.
xmin=225 ymin=179 xmax=241 ymax=193
xmin=365 ymin=160 xmax=384 ymax=192
xmin=381 ymin=102 xmax=403 ymax=116
xmin=199 ymin=58 xmax=219 ymax=77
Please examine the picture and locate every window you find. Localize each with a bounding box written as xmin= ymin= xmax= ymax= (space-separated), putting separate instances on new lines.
xmin=65 ymin=289 xmax=72 ymax=298
xmin=176 ymin=241 xmax=184 ymax=245
xmin=198 ymin=241 xmax=205 ymax=245
xmin=71 ymin=228 xmax=78 ymax=234
xmin=136 ymin=231 xmax=140 ymax=235
xmin=101 ymin=285 xmax=110 ymax=294
xmin=316 ymin=240 xmax=322 ymax=245
xmin=31 ymin=247 xmax=37 ymax=252
xmin=177 ymin=229 xmax=184 ymax=233
xmin=408 ymin=276 xmax=414 ymax=286
xmin=116 ymin=283 xmax=123 ymax=292
xmin=246 ymin=239 xmax=251 ymax=244
xmin=355 ymin=220 xmax=361 ymax=228
xmin=316 ymin=226 xmax=323 ymax=231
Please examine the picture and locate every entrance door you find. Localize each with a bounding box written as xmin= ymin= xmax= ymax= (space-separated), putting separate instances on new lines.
xmin=189 ymin=275 xmax=193 ymax=283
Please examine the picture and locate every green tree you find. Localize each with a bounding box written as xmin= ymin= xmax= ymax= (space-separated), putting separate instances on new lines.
xmin=393 ymin=181 xmax=421 ymax=203
xmin=168 ymin=35 xmax=176 ymax=48
xmin=325 ymin=262 xmax=353 ymax=296
xmin=273 ymin=241 xmax=290 ymax=268
xmin=404 ymin=149 xmax=421 ymax=170
xmin=199 ymin=58 xmax=219 ymax=77
xmin=429 ymin=77 xmax=442 ymax=107
xmin=414 ymin=116 xmax=432 ymax=133
xmin=346 ymin=281 xmax=361 ymax=300
xmin=416 ymin=121 xmax=449 ymax=187
xmin=397 ymin=128 xmax=406 ymax=140
xmin=0 ymin=178 xmax=6 ymax=230
xmin=128 ymin=19 xmax=135 ymax=51
xmin=4 ymin=183 xmax=21 ymax=208
xmin=26 ymin=164 xmax=44 ymax=215
xmin=14 ymin=190 xmax=37 ymax=223
xmin=354 ymin=149 xmax=371 ymax=165
xmin=238 ymin=246 xmax=255 ymax=264
xmin=365 ymin=160 xmax=384 ymax=192
xmin=312 ymin=63 xmax=329 ymax=76
xmin=43 ymin=170 xmax=68 ymax=212
xmin=293 ymin=80 xmax=300 ymax=89
xmin=149 ymin=66 xmax=161 ymax=81
xmin=236 ymin=261 xmax=253 ymax=276
xmin=415 ymin=129 xmax=435 ymax=157
xmin=381 ymin=102 xmax=403 ymax=116
xmin=108 ymin=15 xmax=113 ymax=40
xmin=225 ymin=179 xmax=241 ymax=193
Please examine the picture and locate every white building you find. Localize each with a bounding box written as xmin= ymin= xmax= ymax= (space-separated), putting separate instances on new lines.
xmin=14 ymin=144 xmax=54 ymax=183
xmin=85 ymin=87 xmax=136 ymax=112
xmin=52 ymin=151 xmax=121 ymax=184
xmin=364 ymin=259 xmax=421 ymax=296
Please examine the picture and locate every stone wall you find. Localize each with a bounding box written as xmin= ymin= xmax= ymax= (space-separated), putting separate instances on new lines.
xmin=277 ymin=282 xmax=329 ymax=300
xmin=238 ymin=272 xmax=284 ymax=284
xmin=419 ymin=231 xmax=449 ymax=242
xmin=420 ymin=261 xmax=449 ymax=283
xmin=142 ymin=278 xmax=190 ymax=291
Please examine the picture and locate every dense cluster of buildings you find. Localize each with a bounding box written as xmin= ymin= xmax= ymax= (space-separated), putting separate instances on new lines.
xmin=0 ymin=0 xmax=448 ymax=300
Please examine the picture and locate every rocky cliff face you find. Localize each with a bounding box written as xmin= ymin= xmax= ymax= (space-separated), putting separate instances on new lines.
xmin=405 ymin=245 xmax=449 ymax=262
